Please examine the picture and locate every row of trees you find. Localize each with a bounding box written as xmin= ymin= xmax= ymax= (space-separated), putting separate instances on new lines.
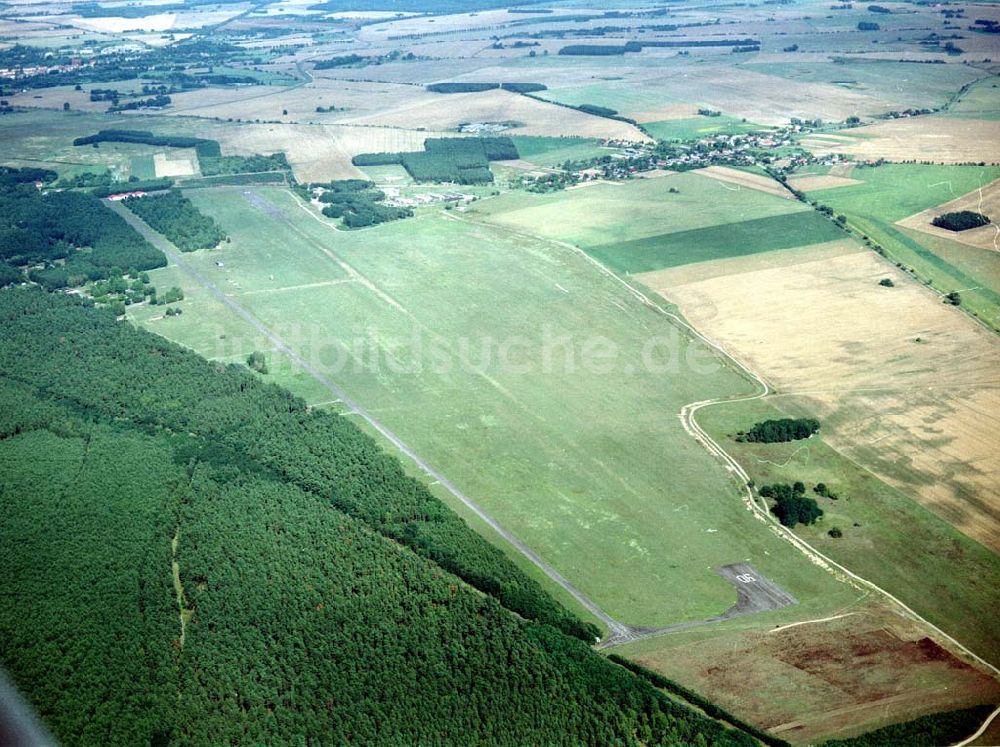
xmin=0 ymin=287 xmax=762 ymax=746
xmin=124 ymin=191 xmax=227 ymax=251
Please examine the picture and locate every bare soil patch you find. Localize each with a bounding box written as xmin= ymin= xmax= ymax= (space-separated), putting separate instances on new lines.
xmin=629 ymin=605 xmax=1000 ymax=745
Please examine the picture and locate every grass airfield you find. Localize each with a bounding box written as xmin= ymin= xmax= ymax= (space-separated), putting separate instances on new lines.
xmin=5 ymin=0 xmax=1000 ymax=738
xmin=130 ymin=186 xmax=853 ymax=627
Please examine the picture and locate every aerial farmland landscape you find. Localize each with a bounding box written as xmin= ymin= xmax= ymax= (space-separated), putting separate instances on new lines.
xmin=0 ymin=0 xmax=998 ymax=744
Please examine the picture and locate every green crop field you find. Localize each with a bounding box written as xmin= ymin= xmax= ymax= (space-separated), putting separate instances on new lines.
xmin=806 ymin=163 xmax=1000 ymax=222
xmin=589 ymin=211 xmax=847 ymax=274
xmin=129 ymin=154 xmax=156 ymax=180
xmin=129 ymin=185 xmax=850 ymax=628
xmin=643 ymin=117 xmax=767 ymax=141
xmin=509 ymin=136 xmax=610 ymax=166
xmin=472 ymin=172 xmax=809 ymax=248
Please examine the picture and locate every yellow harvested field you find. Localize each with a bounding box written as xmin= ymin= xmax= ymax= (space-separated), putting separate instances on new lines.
xmin=897 ymin=177 xmax=1000 ymax=252
xmin=694 ymin=166 xmax=794 ymax=199
xmin=787 ymin=174 xmax=864 ymax=191
xmin=637 ymin=239 xmax=859 ymax=286
xmin=805 ymin=117 xmax=1000 ymax=163
xmin=651 ymin=245 xmax=1000 ymax=551
xmin=337 ymin=88 xmax=651 ymax=141
xmin=210 ymin=123 xmax=449 ymax=182
xmin=153 ymin=152 xmax=197 ymax=178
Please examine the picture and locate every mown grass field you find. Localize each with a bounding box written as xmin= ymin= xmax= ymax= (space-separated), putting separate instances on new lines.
xmin=471 ymin=171 xmax=810 ymax=248
xmin=128 ymin=185 xmax=850 ymax=629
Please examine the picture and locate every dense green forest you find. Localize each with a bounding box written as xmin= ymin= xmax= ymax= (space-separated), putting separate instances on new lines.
xmin=0 ymin=167 xmax=166 ymax=289
xmin=0 ymin=288 xmax=763 ymax=746
xmin=820 ymin=704 xmax=993 ymax=746
xmin=123 ymin=190 xmax=227 ymax=251
xmin=736 ymin=418 xmax=820 ymax=443
xmin=353 ymin=137 xmax=518 ymax=184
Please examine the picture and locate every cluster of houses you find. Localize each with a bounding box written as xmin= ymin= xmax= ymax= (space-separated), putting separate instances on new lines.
xmin=382 ymin=187 xmax=473 ymax=208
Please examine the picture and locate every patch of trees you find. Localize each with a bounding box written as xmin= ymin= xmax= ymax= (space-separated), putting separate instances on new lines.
xmin=315 ymin=180 xmax=412 ymax=228
xmin=246 ymin=350 xmax=268 ymax=373
xmin=577 ymin=103 xmax=620 ymax=117
xmin=760 ymin=482 xmax=824 ymax=527
xmin=879 ymin=277 xmax=895 ymax=287
xmin=945 ymin=290 xmax=962 ymax=306
xmin=0 ymin=295 xmax=769 ymax=745
xmin=858 ymin=21 xmax=881 ymax=30
xmin=821 ymin=704 xmax=994 ymax=746
xmin=931 ymin=210 xmax=990 ymax=231
xmin=427 ymin=81 xmax=499 ymax=93
xmin=502 ymin=82 xmax=547 ymax=93
xmin=198 ymin=153 xmax=290 ymax=177
xmin=558 ymin=44 xmax=634 ymax=55
xmin=123 ymin=191 xmax=227 ymax=252
xmin=353 ymin=137 xmax=519 ymax=185
xmin=108 ymin=94 xmax=171 ymax=112
xmin=0 ymin=165 xmax=56 ymax=187
xmin=736 ymin=418 xmax=819 ymax=443
xmin=0 ymin=171 xmax=166 ymax=290
xmin=313 ymin=54 xmax=368 ymax=69
xmin=867 ymin=4 xmax=891 ymax=12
